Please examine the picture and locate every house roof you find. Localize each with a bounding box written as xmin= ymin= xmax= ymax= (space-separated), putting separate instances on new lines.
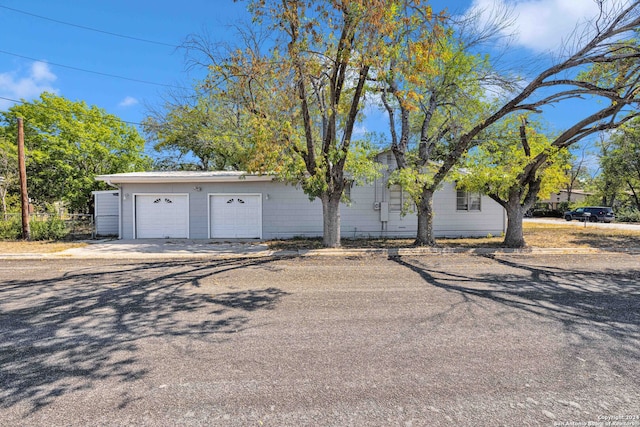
xmin=95 ymin=171 xmax=275 ymax=185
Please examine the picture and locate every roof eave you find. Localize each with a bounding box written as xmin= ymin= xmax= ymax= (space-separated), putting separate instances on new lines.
xmin=95 ymin=174 xmax=275 ymax=184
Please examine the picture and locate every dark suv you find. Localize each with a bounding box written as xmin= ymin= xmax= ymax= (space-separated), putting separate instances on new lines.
xmin=564 ymin=206 xmax=615 ymax=223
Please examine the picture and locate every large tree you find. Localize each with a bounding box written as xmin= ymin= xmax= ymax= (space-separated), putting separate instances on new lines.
xmin=378 ymin=4 xmax=506 ymax=245
xmin=563 ymin=145 xmax=591 ymax=204
xmin=1 ymin=93 xmax=151 ymax=212
xmin=381 ymin=0 xmax=640 ymax=246
xmin=143 ymin=88 xmax=255 ymax=171
xmin=598 ymin=119 xmax=640 ymax=209
xmin=193 ymin=0 xmax=440 ymax=247
xmin=457 ymin=116 xmax=571 ymax=247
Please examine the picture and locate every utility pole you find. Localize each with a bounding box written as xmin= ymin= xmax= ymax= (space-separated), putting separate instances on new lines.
xmin=17 ymin=117 xmax=30 ymax=240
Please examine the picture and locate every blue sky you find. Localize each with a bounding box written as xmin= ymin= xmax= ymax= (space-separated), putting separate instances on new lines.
xmin=0 ymin=0 xmax=619 ymax=156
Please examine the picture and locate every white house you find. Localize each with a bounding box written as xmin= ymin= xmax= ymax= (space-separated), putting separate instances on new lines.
xmin=537 ymin=189 xmax=593 ymax=210
xmin=95 ymin=156 xmax=506 ymax=240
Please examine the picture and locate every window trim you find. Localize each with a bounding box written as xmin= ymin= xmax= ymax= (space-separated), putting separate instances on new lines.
xmin=456 ymin=189 xmax=482 ymax=212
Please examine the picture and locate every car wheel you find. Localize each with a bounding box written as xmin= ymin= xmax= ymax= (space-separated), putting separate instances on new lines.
xmin=589 ymin=216 xmax=598 ymax=222
xmin=565 ymin=215 xmax=572 ymax=221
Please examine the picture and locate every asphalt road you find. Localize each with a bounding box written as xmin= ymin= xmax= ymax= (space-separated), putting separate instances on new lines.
xmin=1 ymin=254 xmax=638 ymax=426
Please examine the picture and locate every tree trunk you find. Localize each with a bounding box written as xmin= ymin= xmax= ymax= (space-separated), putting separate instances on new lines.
xmin=321 ymin=192 xmax=342 ymax=248
xmin=415 ymin=189 xmax=436 ymax=246
xmin=502 ymin=198 xmax=527 ymax=248
xmin=627 ymin=181 xmax=640 ymax=210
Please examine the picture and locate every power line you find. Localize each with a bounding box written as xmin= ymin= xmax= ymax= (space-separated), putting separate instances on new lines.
xmin=0 ymin=50 xmax=188 ymax=90
xmin=0 ymin=95 xmax=145 ymax=127
xmin=0 ymin=4 xmax=179 ymax=48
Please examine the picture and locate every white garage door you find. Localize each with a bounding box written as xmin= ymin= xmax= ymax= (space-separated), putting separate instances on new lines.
xmin=210 ymin=194 xmax=261 ymax=238
xmin=135 ymin=195 xmax=189 ymax=238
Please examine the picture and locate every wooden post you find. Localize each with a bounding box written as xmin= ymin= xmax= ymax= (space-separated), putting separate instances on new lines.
xmin=17 ymin=117 xmax=30 ymax=240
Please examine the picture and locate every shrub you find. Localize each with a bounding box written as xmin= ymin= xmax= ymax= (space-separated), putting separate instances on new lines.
xmin=0 ymin=216 xmax=21 ymax=239
xmin=615 ymin=207 xmax=640 ymax=223
xmin=531 ymin=208 xmax=563 ymax=218
xmin=30 ymin=216 xmax=68 ymax=241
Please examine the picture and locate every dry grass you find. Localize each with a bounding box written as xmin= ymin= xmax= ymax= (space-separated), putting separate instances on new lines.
xmin=1 ymin=222 xmax=639 ymax=253
xmin=0 ymin=241 xmax=87 ymax=254
xmin=267 ymin=222 xmax=640 ymax=250
xmin=521 ymin=222 xmax=640 ymax=249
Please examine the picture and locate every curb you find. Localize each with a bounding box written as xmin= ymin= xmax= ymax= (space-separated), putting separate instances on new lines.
xmin=1 ymin=246 xmax=639 ymax=260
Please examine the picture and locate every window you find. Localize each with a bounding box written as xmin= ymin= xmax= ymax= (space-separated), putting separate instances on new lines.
xmin=389 ymin=185 xmax=412 ymax=212
xmin=456 ymin=190 xmax=481 ymax=211
xmin=389 ymin=185 xmax=403 ymax=211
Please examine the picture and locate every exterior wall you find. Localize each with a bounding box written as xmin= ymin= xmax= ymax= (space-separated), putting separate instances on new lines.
xmin=93 ymin=190 xmax=120 ymax=237
xmin=431 ymin=182 xmax=505 ymax=237
xmin=117 ymin=179 xmax=505 ymax=240
xmin=118 ymin=181 xmax=322 ymax=240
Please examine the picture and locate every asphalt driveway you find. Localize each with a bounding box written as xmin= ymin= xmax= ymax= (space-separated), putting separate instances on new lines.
xmin=0 ymin=254 xmax=638 ymax=426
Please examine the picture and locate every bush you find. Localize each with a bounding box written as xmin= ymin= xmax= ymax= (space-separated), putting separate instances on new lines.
xmin=0 ymin=216 xmax=21 ymax=239
xmin=531 ymin=208 xmax=563 ymax=218
xmin=30 ymin=216 xmax=68 ymax=240
xmin=0 ymin=215 xmax=70 ymax=240
xmin=615 ymin=207 xmax=640 ymax=223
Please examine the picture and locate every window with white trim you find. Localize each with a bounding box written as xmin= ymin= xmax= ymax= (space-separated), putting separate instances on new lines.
xmin=456 ymin=189 xmax=481 ymax=211
xmin=389 ymin=185 xmax=413 ymax=212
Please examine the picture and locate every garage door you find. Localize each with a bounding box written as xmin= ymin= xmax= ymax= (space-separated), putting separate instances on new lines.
xmin=135 ymin=195 xmax=189 ymax=238
xmin=210 ymin=194 xmax=261 ymax=238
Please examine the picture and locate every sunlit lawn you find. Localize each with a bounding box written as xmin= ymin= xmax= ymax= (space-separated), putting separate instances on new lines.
xmin=267 ymin=221 xmax=640 ymax=250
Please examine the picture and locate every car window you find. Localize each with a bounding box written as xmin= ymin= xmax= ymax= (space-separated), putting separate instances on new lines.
xmin=576 ymin=208 xmax=584 ymax=213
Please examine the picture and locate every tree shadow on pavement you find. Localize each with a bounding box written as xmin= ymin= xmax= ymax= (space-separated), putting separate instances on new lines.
xmin=0 ymin=257 xmax=289 ymax=413
xmin=389 ymin=255 xmax=640 ymax=377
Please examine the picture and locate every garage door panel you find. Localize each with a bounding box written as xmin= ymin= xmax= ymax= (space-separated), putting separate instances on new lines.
xmin=210 ymin=194 xmax=261 ymax=238
xmin=136 ymin=195 xmax=189 ymax=238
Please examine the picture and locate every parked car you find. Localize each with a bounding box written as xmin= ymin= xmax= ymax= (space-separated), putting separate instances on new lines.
xmin=564 ymin=206 xmax=615 ymax=223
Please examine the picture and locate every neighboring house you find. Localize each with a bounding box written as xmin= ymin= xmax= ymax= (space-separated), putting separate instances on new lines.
xmin=95 ymin=154 xmax=506 ymax=240
xmin=537 ymin=189 xmax=593 ymax=210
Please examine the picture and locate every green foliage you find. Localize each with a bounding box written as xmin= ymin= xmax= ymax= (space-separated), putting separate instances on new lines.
xmin=0 ymin=216 xmax=20 ymax=239
xmin=594 ymin=118 xmax=640 ymax=209
xmin=345 ymin=141 xmax=384 ymax=186
xmin=143 ymin=90 xmax=254 ymax=171
xmin=457 ymin=115 xmax=570 ymax=202
xmin=389 ymin=167 xmax=436 ymax=206
xmin=0 ymin=215 xmax=69 ymax=241
xmin=30 ymin=215 xmax=68 ymax=241
xmin=1 ymin=93 xmax=152 ymax=212
xmin=615 ymin=207 xmax=640 ymax=223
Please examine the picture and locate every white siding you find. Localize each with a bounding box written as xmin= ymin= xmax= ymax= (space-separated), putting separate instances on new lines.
xmin=93 ymin=190 xmax=120 ymax=237
xmin=117 ymin=179 xmax=505 ymax=240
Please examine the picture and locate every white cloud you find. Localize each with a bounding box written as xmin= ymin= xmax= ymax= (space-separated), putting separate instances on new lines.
xmin=30 ymin=61 xmax=57 ymax=82
xmin=468 ymin=0 xmax=623 ymax=53
xmin=118 ymin=96 xmax=139 ymax=107
xmin=0 ymin=61 xmax=58 ymax=109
